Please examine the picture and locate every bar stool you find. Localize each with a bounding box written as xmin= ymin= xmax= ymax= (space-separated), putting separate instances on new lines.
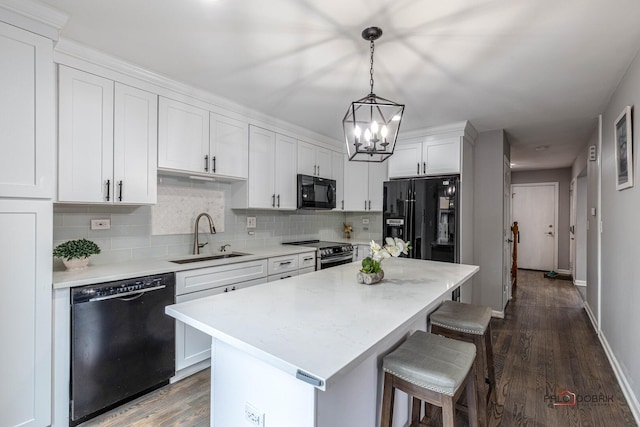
xmin=430 ymin=301 xmax=496 ymax=426
xmin=380 ymin=331 xmax=479 ymax=427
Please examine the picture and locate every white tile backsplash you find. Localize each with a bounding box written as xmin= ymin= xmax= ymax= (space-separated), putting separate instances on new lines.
xmin=53 ymin=177 xmax=382 ymax=266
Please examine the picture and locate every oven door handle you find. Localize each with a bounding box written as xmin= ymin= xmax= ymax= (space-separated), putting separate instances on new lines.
xmin=88 ymin=285 xmax=166 ymax=302
xmin=320 ymin=253 xmax=354 ymax=264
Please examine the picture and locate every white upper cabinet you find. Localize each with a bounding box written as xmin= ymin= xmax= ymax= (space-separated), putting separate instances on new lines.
xmin=158 ymin=97 xmax=248 ymax=180
xmin=388 ymin=137 xmax=461 ymax=178
xmin=158 ymin=97 xmax=209 ymax=173
xmin=58 ymin=66 xmax=158 ymax=204
xmin=210 ymin=113 xmax=248 ymax=179
xmin=297 ymin=140 xmax=331 ymax=178
xmin=247 ymin=126 xmax=297 ymax=209
xmin=331 ymin=151 xmax=344 ymax=210
xmin=343 ymin=159 xmax=387 ymax=211
xmin=0 ymin=23 xmax=54 ymax=199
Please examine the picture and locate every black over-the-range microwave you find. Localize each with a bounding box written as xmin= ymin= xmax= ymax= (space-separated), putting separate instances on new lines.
xmin=297 ymin=174 xmax=336 ymax=210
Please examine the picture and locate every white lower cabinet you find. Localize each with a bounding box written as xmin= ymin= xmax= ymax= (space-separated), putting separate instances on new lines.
xmin=268 ymin=270 xmax=299 ymax=282
xmin=174 ymin=260 xmax=268 ymax=375
xmin=268 ymin=252 xmax=316 ymax=281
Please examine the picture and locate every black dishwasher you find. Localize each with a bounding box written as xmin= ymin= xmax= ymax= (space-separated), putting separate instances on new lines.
xmin=70 ymin=273 xmax=176 ymax=425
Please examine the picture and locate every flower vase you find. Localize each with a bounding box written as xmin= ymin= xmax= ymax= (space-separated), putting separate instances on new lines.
xmin=63 ymin=257 xmax=90 ymax=271
xmin=357 ymin=269 xmax=384 ymax=285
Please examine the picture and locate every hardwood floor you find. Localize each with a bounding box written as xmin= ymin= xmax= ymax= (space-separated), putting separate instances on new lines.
xmin=80 ymin=269 xmax=637 ymax=426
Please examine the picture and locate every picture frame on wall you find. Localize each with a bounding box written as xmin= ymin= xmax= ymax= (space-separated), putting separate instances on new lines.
xmin=614 ymin=105 xmax=633 ymax=190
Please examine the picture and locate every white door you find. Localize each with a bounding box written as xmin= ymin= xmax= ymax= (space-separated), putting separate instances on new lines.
xmin=275 ymin=134 xmax=297 ymax=209
xmin=315 ymin=146 xmax=332 ymax=178
xmin=367 ymin=162 xmax=387 ymax=211
xmin=503 ymin=157 xmax=512 ymax=304
xmin=511 ymin=183 xmax=558 ymax=271
xmin=210 ymin=113 xmax=248 ymax=179
xmin=343 ymin=160 xmax=368 ymax=211
xmin=248 ymin=126 xmax=276 ymax=208
xmin=0 ymin=23 xmax=54 ymax=199
xmin=297 ymin=140 xmax=316 ymax=176
xmin=387 ymin=141 xmax=422 ymax=178
xmin=58 ymin=66 xmax=114 ymax=203
xmin=423 ymin=137 xmax=460 ymax=175
xmin=157 ymin=97 xmax=209 ymax=173
xmin=113 ymin=83 xmax=157 ymax=204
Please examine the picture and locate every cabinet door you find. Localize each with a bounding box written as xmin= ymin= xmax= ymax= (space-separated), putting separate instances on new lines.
xmin=275 ymin=134 xmax=297 ymax=209
xmin=332 ymin=151 xmax=345 ymax=210
xmin=58 ymin=66 xmax=114 ymax=203
xmin=388 ymin=142 xmax=423 ymax=178
xmin=210 ymin=113 xmax=248 ymax=179
xmin=158 ymin=97 xmax=209 ymax=173
xmin=0 ymin=23 xmax=54 ymax=199
xmin=296 ymin=140 xmax=316 ymax=176
xmin=423 ymin=137 xmax=460 ymax=175
xmin=343 ymin=159 xmax=368 ymax=211
xmin=248 ymin=126 xmax=276 ymax=208
xmin=367 ymin=162 xmax=387 ymax=211
xmin=113 ymin=83 xmax=157 ymax=204
xmin=315 ymin=146 xmax=332 ymax=178
xmin=0 ymin=200 xmax=52 ymax=427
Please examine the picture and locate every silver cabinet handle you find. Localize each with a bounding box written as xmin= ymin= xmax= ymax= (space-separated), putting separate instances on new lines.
xmin=272 ymin=194 xmax=275 ymax=207
xmin=368 ymin=200 xmax=371 ymax=210
xmin=118 ymin=180 xmax=123 ymax=202
xmin=341 ymin=200 xmax=344 ymax=210
xmin=204 ymin=155 xmax=209 ymax=172
xmin=423 ymin=162 xmax=426 ymax=174
xmin=279 ymin=261 xmax=292 ymax=266
xmin=277 ymin=194 xmax=280 ymax=208
xmin=212 ymin=156 xmax=216 ymax=173
xmin=105 ymin=179 xmax=111 ymax=201
xmin=364 ymin=200 xmax=367 ymax=210
xmin=417 ymin=163 xmax=420 ymax=174
xmin=303 ymin=257 xmax=313 ymax=261
xmin=317 ymin=165 xmax=320 ymax=176
xmin=314 ymin=165 xmax=317 ymax=175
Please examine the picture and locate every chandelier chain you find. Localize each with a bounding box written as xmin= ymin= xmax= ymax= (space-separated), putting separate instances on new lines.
xmin=369 ymin=39 xmax=375 ymax=94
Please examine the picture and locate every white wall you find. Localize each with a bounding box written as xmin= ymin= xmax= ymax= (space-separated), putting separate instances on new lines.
xmin=575 ymin=174 xmax=587 ymax=282
xmin=596 ymin=38 xmax=640 ymax=420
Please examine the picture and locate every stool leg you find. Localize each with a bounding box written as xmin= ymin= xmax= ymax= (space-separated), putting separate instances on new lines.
xmin=411 ymin=397 xmax=421 ymax=425
xmin=484 ymin=324 xmax=497 ymax=404
xmin=380 ymin=372 xmax=395 ymax=427
xmin=474 ymin=352 xmax=488 ymax=427
xmin=442 ymin=396 xmax=455 ymax=427
xmin=466 ymin=361 xmax=480 ymax=427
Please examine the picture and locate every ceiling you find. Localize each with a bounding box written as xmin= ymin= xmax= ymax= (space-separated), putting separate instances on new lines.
xmin=39 ymin=0 xmax=640 ymax=170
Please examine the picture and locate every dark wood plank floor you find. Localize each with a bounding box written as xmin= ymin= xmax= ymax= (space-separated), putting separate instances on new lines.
xmin=80 ymin=269 xmax=637 ymax=426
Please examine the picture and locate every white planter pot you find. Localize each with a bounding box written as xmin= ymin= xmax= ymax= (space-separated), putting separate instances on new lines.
xmin=62 ymin=257 xmax=90 ymax=271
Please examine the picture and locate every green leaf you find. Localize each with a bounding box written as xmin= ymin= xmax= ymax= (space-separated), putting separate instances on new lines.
xmin=53 ymin=238 xmax=101 ymax=260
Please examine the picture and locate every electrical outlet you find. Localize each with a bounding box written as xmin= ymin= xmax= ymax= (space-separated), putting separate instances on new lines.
xmin=247 ymin=216 xmax=257 ymax=228
xmin=362 ymin=218 xmax=369 ymax=225
xmin=245 ymin=403 xmax=264 ymax=427
xmin=90 ymin=219 xmax=111 ymax=230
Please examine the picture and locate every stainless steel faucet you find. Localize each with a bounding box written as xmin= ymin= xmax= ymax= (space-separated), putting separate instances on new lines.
xmin=193 ymin=213 xmax=216 ymax=254
xmin=219 ymin=244 xmax=231 ymax=252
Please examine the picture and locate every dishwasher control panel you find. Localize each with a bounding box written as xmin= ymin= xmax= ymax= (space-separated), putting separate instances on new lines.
xmin=72 ymin=273 xmax=175 ymax=304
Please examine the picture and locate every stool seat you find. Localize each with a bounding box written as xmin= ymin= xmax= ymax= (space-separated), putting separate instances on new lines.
xmin=383 ymin=331 xmax=476 ymax=396
xmin=430 ymin=300 xmax=492 ymax=335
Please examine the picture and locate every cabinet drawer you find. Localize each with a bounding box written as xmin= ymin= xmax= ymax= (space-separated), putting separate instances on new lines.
xmin=268 ymin=270 xmax=299 ymax=282
xmin=298 ymin=252 xmax=316 ymax=269
xmin=175 ymin=259 xmax=268 ymax=296
xmin=268 ymin=254 xmax=299 ymax=275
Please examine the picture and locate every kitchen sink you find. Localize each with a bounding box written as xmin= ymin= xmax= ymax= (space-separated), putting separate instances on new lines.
xmin=170 ymin=252 xmax=250 ymax=264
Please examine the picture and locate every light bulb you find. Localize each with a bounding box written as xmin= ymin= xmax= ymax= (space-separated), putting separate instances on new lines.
xmin=381 ymin=125 xmax=388 ymax=138
xmin=364 ymin=128 xmax=372 ymax=142
xmin=392 ymin=114 xmax=401 ymax=121
xmin=370 ymin=121 xmax=379 ymax=134
xmin=354 ymin=125 xmax=361 ymax=138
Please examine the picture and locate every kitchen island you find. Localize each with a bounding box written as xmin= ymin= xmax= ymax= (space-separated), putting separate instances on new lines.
xmin=166 ymin=257 xmax=479 ymax=426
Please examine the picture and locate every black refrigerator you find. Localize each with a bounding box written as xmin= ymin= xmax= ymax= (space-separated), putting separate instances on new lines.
xmin=383 ymin=176 xmax=460 ymax=263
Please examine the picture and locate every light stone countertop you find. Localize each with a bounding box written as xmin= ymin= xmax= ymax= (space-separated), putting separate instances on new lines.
xmin=166 ymin=257 xmax=479 ymax=390
xmin=52 ymin=245 xmax=318 ymax=289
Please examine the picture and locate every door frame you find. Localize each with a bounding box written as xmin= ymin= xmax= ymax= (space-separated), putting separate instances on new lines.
xmin=503 ymin=156 xmax=512 ymax=305
xmin=570 ymin=177 xmax=577 ymax=279
xmin=510 ymin=182 xmax=559 ymax=272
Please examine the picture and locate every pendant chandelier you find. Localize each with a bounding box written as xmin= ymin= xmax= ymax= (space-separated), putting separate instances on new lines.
xmin=343 ymin=27 xmax=404 ymax=162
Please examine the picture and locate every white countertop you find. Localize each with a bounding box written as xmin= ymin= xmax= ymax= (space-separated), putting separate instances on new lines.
xmin=166 ymin=257 xmax=479 ymax=390
xmin=52 ymin=245 xmax=317 ymax=289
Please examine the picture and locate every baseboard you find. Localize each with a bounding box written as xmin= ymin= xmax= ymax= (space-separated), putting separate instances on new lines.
xmin=598 ymin=332 xmax=640 ymax=426
xmin=584 ymin=302 xmax=598 ymax=332
xmin=170 ymin=359 xmax=210 ymax=383
xmin=557 ymin=269 xmax=571 ymax=275
xmin=574 ymin=280 xmax=587 ymax=287
xmin=491 ymin=310 xmax=505 ymax=319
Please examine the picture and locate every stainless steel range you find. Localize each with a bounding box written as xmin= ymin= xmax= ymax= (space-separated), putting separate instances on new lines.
xmin=286 ymin=240 xmax=354 ymax=269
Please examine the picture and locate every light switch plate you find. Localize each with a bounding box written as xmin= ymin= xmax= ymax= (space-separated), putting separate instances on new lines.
xmin=247 ymin=217 xmax=257 ymax=228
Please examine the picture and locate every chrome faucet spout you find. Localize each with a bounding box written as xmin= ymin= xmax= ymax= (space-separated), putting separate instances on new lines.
xmin=193 ymin=213 xmax=217 ymax=255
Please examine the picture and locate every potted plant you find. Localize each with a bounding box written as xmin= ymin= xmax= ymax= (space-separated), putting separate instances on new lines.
xmin=357 ymin=238 xmax=410 ymax=285
xmin=53 ymin=238 xmax=101 ymax=271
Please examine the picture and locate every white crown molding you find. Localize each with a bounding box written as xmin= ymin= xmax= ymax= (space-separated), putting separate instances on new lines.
xmin=54 ymin=37 xmax=343 ymax=150
xmin=399 ymin=120 xmax=478 ymax=141
xmin=0 ymin=0 xmax=68 ymax=40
